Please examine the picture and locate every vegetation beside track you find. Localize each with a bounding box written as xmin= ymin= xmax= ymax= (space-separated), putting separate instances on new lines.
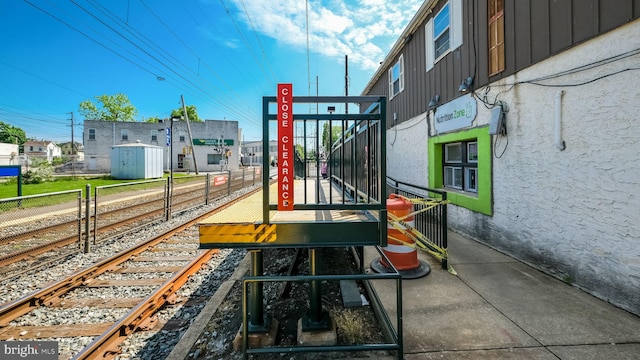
xmin=0 ymin=173 xmax=192 ymax=198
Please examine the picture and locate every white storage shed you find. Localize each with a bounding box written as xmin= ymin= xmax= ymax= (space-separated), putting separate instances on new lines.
xmin=110 ymin=142 xmax=163 ymax=179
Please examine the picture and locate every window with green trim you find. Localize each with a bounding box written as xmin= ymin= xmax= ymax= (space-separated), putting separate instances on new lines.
xmin=443 ymin=140 xmax=478 ymax=193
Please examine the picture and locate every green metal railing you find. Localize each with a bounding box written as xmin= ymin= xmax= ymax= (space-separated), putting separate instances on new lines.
xmin=387 ymin=176 xmax=448 ymax=269
xmin=241 ymin=246 xmax=403 ymax=359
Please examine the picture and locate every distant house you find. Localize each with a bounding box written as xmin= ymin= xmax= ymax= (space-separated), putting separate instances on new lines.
xmin=59 ymin=141 xmax=85 ymax=161
xmin=23 ymin=140 xmax=61 ymax=163
xmin=0 ymin=142 xmax=19 ymax=166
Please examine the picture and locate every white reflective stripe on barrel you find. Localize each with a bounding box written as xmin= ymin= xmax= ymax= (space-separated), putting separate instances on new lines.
xmin=383 ymin=244 xmax=414 ymax=253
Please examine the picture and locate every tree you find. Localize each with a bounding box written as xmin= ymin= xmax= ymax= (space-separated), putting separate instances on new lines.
xmin=0 ymin=121 xmax=27 ymax=145
xmin=171 ymin=105 xmax=202 ymax=122
xmin=143 ymin=116 xmax=162 ymax=123
xmin=79 ymin=93 xmax=138 ymax=122
xmin=322 ymin=123 xmax=342 ymax=155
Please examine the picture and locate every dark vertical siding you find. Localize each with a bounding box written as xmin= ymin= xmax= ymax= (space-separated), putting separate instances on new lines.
xmin=475 ymin=0 xmax=489 ymax=87
xmin=458 ymin=1 xmax=471 ymax=87
xmin=409 ymin=25 xmax=427 ymax=116
xmin=361 ymin=0 xmax=639 ymax=127
xmin=573 ymin=0 xmax=599 ymax=44
xmin=549 ymin=0 xmax=572 ymax=53
xmin=513 ymin=1 xmax=532 ymax=72
xmin=601 ymin=0 xmax=633 ymax=32
xmin=503 ymin=0 xmax=516 ymax=75
xmin=530 ymin=1 xmax=550 ymax=63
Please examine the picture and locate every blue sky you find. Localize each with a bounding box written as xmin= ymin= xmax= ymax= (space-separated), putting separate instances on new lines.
xmin=0 ymin=0 xmax=422 ymax=143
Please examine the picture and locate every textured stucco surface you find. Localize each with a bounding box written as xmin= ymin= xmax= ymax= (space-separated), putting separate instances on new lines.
xmin=386 ymin=113 xmax=429 ymax=188
xmin=388 ymin=19 xmax=640 ymax=315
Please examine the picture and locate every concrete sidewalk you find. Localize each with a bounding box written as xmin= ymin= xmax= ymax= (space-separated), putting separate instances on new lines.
xmin=365 ymin=231 xmax=640 ymax=359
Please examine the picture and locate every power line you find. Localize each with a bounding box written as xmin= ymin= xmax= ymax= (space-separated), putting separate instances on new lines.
xmin=0 ymin=60 xmax=92 ymax=99
xmin=81 ymin=0 xmax=264 ymax=126
xmin=218 ymin=0 xmax=277 ymax=87
xmin=23 ymin=0 xmax=162 ymax=79
xmin=239 ymin=0 xmax=283 ymax=81
xmin=18 ymin=1 xmax=270 ymax=134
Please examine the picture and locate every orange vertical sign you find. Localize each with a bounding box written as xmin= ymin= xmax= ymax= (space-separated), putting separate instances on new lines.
xmin=277 ymin=84 xmax=294 ymax=211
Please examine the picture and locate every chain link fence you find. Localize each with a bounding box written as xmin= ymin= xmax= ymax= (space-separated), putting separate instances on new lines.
xmin=94 ymin=179 xmax=169 ymax=244
xmin=0 ymin=190 xmax=83 ymax=264
xmin=1 ymin=168 xmax=263 ymax=256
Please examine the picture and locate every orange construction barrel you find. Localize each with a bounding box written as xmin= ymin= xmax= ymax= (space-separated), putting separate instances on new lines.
xmin=370 ymin=194 xmax=430 ymax=279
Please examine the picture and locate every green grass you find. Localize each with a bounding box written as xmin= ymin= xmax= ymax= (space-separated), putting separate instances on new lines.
xmin=0 ymin=175 xmax=168 ymax=199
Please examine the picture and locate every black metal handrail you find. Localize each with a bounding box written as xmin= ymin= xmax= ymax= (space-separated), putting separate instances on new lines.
xmin=386 ymin=176 xmax=448 ymax=269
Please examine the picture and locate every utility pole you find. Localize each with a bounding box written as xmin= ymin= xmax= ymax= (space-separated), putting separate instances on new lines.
xmin=181 ymin=95 xmax=199 ymax=174
xmin=345 ymin=55 xmax=349 ymax=115
xmin=70 ymin=112 xmax=74 ymax=156
xmin=69 ymin=112 xmax=77 ymax=174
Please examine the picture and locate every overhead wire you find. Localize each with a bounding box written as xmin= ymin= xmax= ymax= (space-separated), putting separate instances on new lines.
xmin=70 ymin=0 xmax=217 ymax=99
xmin=73 ymin=0 xmax=263 ymax=125
xmin=26 ymin=0 xmax=261 ymax=127
xmin=239 ymin=0 xmax=283 ymax=82
xmin=183 ymin=0 xmax=271 ymax=96
xmin=0 ymin=60 xmax=92 ymax=100
xmin=22 ymin=0 xmax=161 ymax=79
xmin=85 ymin=0 xmax=261 ymax=125
xmin=17 ymin=0 xmax=284 ymax=137
xmin=217 ymin=0 xmax=277 ymax=88
xmin=137 ymin=0 xmax=263 ymax=125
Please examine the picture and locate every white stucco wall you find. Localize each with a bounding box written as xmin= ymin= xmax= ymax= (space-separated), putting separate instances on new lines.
xmin=386 ymin=113 xmax=429 ymax=188
xmin=447 ymin=19 xmax=640 ymax=315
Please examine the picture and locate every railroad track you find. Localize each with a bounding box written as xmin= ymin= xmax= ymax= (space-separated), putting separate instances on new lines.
xmin=0 ymin=173 xmax=256 ymax=277
xmin=0 ymin=186 xmax=260 ymax=359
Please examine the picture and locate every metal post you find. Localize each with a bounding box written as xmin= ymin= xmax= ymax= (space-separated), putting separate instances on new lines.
xmin=205 ymin=173 xmax=210 ymax=205
xmin=248 ymin=249 xmax=269 ymax=332
xmin=309 ymin=249 xmax=321 ymax=322
xmin=77 ymin=190 xmax=82 ymax=249
xmin=168 ymin=177 xmax=173 ymax=220
xmin=303 ymin=248 xmax=330 ymax=330
xmin=84 ymin=184 xmax=91 ymax=253
xmin=170 ymin=119 xmax=174 ymax=182
xmin=93 ymin=184 xmax=98 ymax=244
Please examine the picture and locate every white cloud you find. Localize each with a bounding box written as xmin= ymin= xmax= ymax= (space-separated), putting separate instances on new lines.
xmin=229 ymin=0 xmax=423 ymax=71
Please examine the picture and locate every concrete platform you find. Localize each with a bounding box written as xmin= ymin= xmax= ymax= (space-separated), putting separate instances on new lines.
xmin=172 ymin=229 xmax=640 ymax=359
xmin=364 ymin=230 xmax=640 ymax=359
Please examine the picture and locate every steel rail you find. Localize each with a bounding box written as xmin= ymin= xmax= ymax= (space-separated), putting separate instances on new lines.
xmin=0 ymin=221 xmax=77 ymax=246
xmin=0 ymin=184 xmax=262 ymax=337
xmin=74 ymin=187 xmax=265 ymax=359
xmin=72 ymin=249 xmax=216 ymax=359
xmin=0 ymin=175 xmax=258 ymax=280
xmin=0 ymin=234 xmax=80 ymax=267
